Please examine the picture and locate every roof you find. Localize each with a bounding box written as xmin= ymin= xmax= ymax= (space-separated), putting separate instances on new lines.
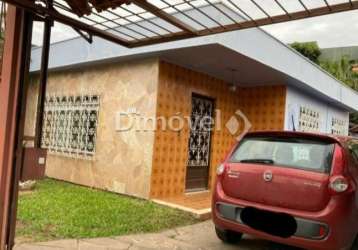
xmin=320 ymin=46 xmax=358 ymax=62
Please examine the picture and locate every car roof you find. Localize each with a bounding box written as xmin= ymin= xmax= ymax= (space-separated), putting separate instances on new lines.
xmin=244 ymin=130 xmax=355 ymax=145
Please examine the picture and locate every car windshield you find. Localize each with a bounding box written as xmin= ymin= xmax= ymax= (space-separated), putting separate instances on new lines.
xmin=230 ymin=136 xmax=335 ymax=173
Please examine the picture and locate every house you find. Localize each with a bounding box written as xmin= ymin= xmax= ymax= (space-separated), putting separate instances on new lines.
xmin=24 ymin=4 xmax=358 ymax=210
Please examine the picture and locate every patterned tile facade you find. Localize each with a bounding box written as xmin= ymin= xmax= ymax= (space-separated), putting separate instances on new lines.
xmin=150 ymin=61 xmax=286 ymax=199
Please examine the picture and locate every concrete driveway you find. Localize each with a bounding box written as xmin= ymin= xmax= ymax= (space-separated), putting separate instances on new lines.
xmin=14 ymin=221 xmax=301 ymax=250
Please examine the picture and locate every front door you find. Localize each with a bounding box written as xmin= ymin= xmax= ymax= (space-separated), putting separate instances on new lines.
xmin=186 ymin=94 xmax=214 ymax=191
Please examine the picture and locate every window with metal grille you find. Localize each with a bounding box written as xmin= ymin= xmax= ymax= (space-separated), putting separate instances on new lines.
xmin=41 ymin=95 xmax=100 ymax=159
xmin=331 ymin=117 xmax=348 ymax=136
xmin=298 ymin=106 xmax=321 ymax=133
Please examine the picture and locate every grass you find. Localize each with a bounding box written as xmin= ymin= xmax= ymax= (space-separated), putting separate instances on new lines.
xmin=16 ymin=179 xmax=198 ymax=243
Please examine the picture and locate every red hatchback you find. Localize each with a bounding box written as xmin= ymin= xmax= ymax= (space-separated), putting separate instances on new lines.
xmin=212 ymin=131 xmax=358 ymax=250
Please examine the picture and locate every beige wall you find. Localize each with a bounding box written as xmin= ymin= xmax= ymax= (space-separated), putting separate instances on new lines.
xmin=25 ymin=58 xmax=159 ymax=199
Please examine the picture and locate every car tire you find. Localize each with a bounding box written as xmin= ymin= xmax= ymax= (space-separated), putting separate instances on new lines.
xmin=351 ymin=235 xmax=358 ymax=250
xmin=215 ymin=226 xmax=243 ymax=244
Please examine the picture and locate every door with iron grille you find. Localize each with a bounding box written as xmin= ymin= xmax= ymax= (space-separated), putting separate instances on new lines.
xmin=186 ymin=94 xmax=214 ymax=191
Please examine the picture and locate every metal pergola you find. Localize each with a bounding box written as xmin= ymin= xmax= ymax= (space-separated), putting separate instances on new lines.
xmin=2 ymin=0 xmax=358 ymax=47
xmin=0 ymin=1 xmax=358 ymax=250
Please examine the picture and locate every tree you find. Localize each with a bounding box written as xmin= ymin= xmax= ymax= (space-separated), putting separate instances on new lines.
xmin=351 ymin=113 xmax=358 ymax=124
xmin=291 ymin=41 xmax=322 ymax=64
xmin=291 ymin=41 xmax=358 ymax=127
xmin=319 ymin=57 xmax=358 ymax=126
xmin=320 ymin=56 xmax=358 ymax=90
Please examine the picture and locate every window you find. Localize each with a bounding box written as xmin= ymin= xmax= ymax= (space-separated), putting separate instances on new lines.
xmin=230 ymin=136 xmax=335 ymax=173
xmin=298 ymin=106 xmax=321 ymax=133
xmin=331 ymin=118 xmax=348 ymax=135
xmin=41 ymin=95 xmax=100 ymax=159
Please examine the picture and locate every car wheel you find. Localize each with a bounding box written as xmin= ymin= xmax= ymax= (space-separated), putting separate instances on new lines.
xmin=215 ymin=226 xmax=243 ymax=244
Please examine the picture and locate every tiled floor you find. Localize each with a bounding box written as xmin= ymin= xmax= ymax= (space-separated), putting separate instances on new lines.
xmin=158 ymin=191 xmax=212 ymax=210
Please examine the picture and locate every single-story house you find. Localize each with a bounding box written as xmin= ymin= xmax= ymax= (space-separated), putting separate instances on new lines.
xmin=24 ymin=3 xmax=358 ymax=210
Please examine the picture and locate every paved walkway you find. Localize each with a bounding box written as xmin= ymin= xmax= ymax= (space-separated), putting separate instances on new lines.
xmin=14 ymin=221 xmax=300 ymax=250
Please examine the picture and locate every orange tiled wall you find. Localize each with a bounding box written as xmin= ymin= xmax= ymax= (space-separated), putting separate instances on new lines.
xmin=150 ymin=61 xmax=286 ymax=199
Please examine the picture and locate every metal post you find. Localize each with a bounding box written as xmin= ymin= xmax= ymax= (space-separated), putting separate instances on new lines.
xmin=0 ymin=5 xmax=28 ymax=250
xmin=34 ymin=4 xmax=52 ymax=148
xmin=5 ymin=11 xmax=34 ymax=249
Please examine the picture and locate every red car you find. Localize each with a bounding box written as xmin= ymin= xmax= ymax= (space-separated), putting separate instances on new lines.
xmin=212 ymin=131 xmax=358 ymax=250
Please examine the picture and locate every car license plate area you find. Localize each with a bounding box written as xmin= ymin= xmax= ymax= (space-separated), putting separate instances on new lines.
xmin=241 ymin=207 xmax=297 ymax=238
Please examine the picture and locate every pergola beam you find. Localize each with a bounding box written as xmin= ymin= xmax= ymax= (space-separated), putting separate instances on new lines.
xmin=1 ymin=0 xmax=132 ymax=47
xmin=131 ymin=0 xmax=197 ymax=34
xmin=231 ymin=1 xmax=358 ymax=30
xmin=129 ymin=1 xmax=358 ymax=47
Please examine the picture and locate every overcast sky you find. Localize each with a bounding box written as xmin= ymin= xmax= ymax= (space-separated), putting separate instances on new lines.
xmin=263 ymin=9 xmax=358 ymax=48
xmin=32 ymin=9 xmax=358 ymax=49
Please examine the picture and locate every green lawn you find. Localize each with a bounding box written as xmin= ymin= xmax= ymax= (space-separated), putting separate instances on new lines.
xmin=16 ymin=179 xmax=198 ymax=243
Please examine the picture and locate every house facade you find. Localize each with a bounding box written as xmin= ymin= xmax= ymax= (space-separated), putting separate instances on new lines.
xmin=25 ymin=18 xmax=358 ymax=204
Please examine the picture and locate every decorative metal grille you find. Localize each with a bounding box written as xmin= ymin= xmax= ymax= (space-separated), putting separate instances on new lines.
xmin=298 ymin=106 xmax=320 ymax=133
xmin=331 ymin=117 xmax=348 ymax=136
xmin=41 ymin=94 xmax=100 ymax=159
xmin=187 ymin=96 xmax=214 ymax=167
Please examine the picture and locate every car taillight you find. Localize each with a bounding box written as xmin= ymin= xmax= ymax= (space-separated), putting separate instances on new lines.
xmin=329 ymin=145 xmax=352 ymax=194
xmin=216 ymin=164 xmax=225 ymax=176
xmin=329 ymin=176 xmax=349 ymax=193
xmin=331 ymin=145 xmax=345 ymax=176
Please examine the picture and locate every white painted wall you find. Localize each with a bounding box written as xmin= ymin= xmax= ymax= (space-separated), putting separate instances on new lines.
xmin=285 ymin=86 xmax=349 ymax=135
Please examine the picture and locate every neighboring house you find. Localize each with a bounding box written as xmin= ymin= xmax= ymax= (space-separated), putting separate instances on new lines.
xmin=320 ymin=46 xmax=358 ymax=68
xmin=24 ymin=4 xmax=358 ymax=209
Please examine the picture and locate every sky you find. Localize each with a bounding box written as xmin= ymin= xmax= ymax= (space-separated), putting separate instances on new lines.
xmin=262 ymin=9 xmax=358 ymax=48
xmin=32 ymin=9 xmax=358 ymax=49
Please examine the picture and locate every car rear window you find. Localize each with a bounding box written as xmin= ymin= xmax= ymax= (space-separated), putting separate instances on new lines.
xmin=230 ymin=136 xmax=335 ymax=173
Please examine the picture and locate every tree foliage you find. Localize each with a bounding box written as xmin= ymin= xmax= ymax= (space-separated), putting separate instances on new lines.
xmin=351 ymin=113 xmax=358 ymax=124
xmin=320 ymin=58 xmax=358 ymax=125
xmin=291 ymin=41 xmax=358 ymax=125
xmin=291 ymin=41 xmax=322 ymax=63
xmin=320 ymin=57 xmax=358 ymax=90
